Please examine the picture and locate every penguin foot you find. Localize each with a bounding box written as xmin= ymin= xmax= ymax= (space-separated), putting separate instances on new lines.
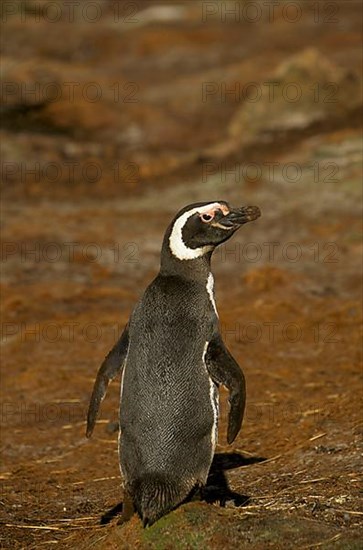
xmin=100 ymin=502 xmax=123 ymax=525
xmin=116 ymin=490 xmax=135 ymax=525
xmin=201 ymin=485 xmax=250 ymax=508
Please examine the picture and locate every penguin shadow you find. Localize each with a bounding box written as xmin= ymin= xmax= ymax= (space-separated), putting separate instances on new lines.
xmin=100 ymin=452 xmax=265 ymax=525
xmin=199 ymin=452 xmax=266 ymax=507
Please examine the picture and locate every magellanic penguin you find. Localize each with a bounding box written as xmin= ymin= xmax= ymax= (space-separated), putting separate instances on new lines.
xmin=86 ymin=201 xmax=261 ymax=527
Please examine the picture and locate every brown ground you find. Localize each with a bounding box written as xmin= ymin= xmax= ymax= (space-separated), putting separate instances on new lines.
xmin=1 ymin=1 xmax=362 ymax=549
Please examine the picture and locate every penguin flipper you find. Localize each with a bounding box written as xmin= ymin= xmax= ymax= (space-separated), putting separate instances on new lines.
xmin=86 ymin=324 xmax=129 ymax=438
xmin=206 ymin=334 xmax=246 ymax=444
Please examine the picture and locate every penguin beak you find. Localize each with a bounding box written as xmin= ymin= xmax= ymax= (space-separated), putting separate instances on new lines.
xmin=218 ymin=205 xmax=261 ymax=229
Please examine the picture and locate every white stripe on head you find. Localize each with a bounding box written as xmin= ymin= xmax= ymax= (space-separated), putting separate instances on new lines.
xmin=169 ymin=203 xmax=222 ymax=261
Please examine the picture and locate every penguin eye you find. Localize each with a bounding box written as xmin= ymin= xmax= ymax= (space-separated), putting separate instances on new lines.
xmin=200 ymin=213 xmax=214 ymax=223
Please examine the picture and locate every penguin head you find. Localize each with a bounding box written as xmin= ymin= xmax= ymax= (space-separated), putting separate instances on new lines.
xmin=166 ymin=201 xmax=261 ymax=261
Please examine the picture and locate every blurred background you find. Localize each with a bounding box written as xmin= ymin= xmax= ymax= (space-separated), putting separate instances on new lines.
xmin=1 ymin=1 xmax=362 ymax=548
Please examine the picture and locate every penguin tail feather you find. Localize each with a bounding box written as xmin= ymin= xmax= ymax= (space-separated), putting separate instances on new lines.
xmin=131 ymin=474 xmax=191 ymax=527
